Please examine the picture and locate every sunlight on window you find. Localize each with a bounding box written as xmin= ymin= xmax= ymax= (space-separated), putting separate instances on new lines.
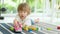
xmin=26 ymin=0 xmax=45 ymax=13
xmin=49 ymin=0 xmax=52 ymax=8
xmin=0 ymin=0 xmax=60 ymax=18
xmin=56 ymin=0 xmax=60 ymax=10
xmin=56 ymin=12 xmax=60 ymax=18
xmin=56 ymin=0 xmax=60 ymax=18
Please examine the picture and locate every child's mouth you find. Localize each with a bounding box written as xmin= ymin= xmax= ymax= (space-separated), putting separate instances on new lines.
xmin=22 ymin=16 xmax=24 ymax=17
xmin=21 ymin=16 xmax=24 ymax=17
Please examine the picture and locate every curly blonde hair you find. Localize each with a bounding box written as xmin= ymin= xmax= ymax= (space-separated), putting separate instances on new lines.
xmin=17 ymin=3 xmax=31 ymax=15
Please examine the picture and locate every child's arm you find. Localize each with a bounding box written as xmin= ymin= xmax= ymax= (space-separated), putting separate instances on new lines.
xmin=34 ymin=18 xmax=40 ymax=23
xmin=32 ymin=18 xmax=40 ymax=25
xmin=13 ymin=19 xmax=19 ymax=28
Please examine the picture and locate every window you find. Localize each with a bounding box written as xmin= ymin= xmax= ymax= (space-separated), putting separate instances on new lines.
xmin=36 ymin=0 xmax=44 ymax=9
xmin=26 ymin=0 xmax=45 ymax=13
xmin=0 ymin=0 xmax=21 ymax=14
xmin=0 ymin=0 xmax=60 ymax=18
xmin=49 ymin=0 xmax=52 ymax=8
xmin=0 ymin=0 xmax=45 ymax=14
xmin=35 ymin=0 xmax=45 ymax=13
xmin=26 ymin=0 xmax=35 ymax=12
xmin=56 ymin=0 xmax=60 ymax=10
xmin=0 ymin=0 xmax=60 ymax=24
xmin=55 ymin=0 xmax=60 ymax=18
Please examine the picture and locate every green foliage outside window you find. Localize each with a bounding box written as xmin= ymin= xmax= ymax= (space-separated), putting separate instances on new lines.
xmin=12 ymin=0 xmax=17 ymax=3
xmin=56 ymin=0 xmax=60 ymax=10
xmin=37 ymin=0 xmax=44 ymax=9
xmin=26 ymin=0 xmax=44 ymax=13
xmin=26 ymin=0 xmax=35 ymax=12
xmin=0 ymin=4 xmax=2 ymax=8
xmin=0 ymin=0 xmax=20 ymax=14
xmin=26 ymin=0 xmax=34 ymax=8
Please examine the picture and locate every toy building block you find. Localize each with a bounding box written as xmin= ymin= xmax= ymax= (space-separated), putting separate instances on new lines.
xmin=57 ymin=26 xmax=60 ymax=30
xmin=10 ymin=27 xmax=14 ymax=31
xmin=23 ymin=25 xmax=29 ymax=31
xmin=14 ymin=22 xmax=22 ymax=32
xmin=36 ymin=27 xmax=39 ymax=31
xmin=29 ymin=26 xmax=39 ymax=31
xmin=28 ymin=29 xmax=32 ymax=32
xmin=46 ymin=28 xmax=52 ymax=31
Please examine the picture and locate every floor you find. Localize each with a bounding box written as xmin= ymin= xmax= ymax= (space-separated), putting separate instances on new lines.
xmin=0 ymin=23 xmax=60 ymax=34
xmin=0 ymin=23 xmax=46 ymax=34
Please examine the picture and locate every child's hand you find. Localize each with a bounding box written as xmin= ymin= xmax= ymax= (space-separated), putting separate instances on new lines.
xmin=34 ymin=18 xmax=40 ymax=23
xmin=14 ymin=19 xmax=20 ymax=28
xmin=17 ymin=26 xmax=20 ymax=28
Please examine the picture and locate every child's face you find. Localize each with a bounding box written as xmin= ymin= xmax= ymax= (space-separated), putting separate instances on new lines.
xmin=18 ymin=11 xmax=28 ymax=20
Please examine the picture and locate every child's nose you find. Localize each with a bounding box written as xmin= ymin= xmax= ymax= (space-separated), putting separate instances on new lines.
xmin=22 ymin=12 xmax=25 ymax=14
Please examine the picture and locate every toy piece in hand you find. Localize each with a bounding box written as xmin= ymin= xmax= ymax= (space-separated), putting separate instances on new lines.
xmin=14 ymin=22 xmax=22 ymax=33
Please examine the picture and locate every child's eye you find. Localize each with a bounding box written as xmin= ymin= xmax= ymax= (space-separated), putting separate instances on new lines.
xmin=19 ymin=11 xmax=23 ymax=13
xmin=24 ymin=12 xmax=25 ymax=13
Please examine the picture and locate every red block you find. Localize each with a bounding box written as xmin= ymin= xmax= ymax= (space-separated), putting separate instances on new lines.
xmin=57 ymin=26 xmax=60 ymax=30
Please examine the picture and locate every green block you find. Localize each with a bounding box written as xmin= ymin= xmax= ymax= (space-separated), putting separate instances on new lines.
xmin=10 ymin=27 xmax=14 ymax=31
xmin=47 ymin=28 xmax=52 ymax=30
xmin=36 ymin=28 xmax=39 ymax=31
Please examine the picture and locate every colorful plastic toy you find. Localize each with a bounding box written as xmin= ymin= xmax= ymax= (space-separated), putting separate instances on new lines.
xmin=36 ymin=27 xmax=39 ymax=31
xmin=28 ymin=29 xmax=32 ymax=32
xmin=30 ymin=26 xmax=39 ymax=31
xmin=23 ymin=25 xmax=29 ymax=31
xmin=47 ymin=28 xmax=52 ymax=31
xmin=14 ymin=22 xmax=22 ymax=32
xmin=57 ymin=26 xmax=60 ymax=30
xmin=10 ymin=27 xmax=14 ymax=31
xmin=23 ymin=25 xmax=39 ymax=32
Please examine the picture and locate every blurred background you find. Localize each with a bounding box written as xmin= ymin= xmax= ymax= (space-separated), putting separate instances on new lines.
xmin=0 ymin=0 xmax=60 ymax=25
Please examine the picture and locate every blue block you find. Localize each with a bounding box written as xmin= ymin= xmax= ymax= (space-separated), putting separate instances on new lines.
xmin=28 ymin=29 xmax=32 ymax=32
